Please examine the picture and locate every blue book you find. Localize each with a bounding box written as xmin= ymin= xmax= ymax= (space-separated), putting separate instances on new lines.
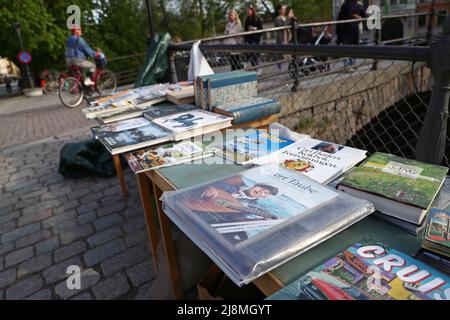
xmin=223 ymin=129 xmax=296 ymax=165
xmin=195 ymin=71 xmax=256 ymax=110
xmin=213 ymin=97 xmax=280 ymax=124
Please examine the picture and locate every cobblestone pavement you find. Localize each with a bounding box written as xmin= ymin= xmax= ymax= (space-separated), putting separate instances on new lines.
xmin=0 ymin=95 xmax=169 ymax=300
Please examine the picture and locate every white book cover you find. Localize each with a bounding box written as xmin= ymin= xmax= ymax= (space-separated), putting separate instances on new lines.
xmin=255 ymin=138 xmax=367 ymax=183
xmin=152 ymin=109 xmax=232 ymax=134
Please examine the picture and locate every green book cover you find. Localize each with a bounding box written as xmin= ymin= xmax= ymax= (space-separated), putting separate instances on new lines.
xmin=339 ymin=152 xmax=448 ymax=209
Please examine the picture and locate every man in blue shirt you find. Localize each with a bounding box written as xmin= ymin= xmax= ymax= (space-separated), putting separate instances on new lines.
xmin=65 ymin=25 xmax=97 ymax=86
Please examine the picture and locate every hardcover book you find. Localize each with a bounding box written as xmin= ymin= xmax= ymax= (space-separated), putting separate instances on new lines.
xmin=338 ymin=152 xmax=448 ymax=225
xmin=208 ymin=73 xmax=257 ymax=108
xmin=91 ymin=117 xmax=151 ymax=139
xmin=255 ymin=138 xmax=367 ymax=184
xmin=124 ymin=141 xmax=217 ymax=174
xmin=152 ymin=109 xmax=233 ymax=141
xmin=267 ymin=239 xmax=450 ymax=300
xmin=98 ymin=122 xmax=172 ymax=155
xmin=162 ymin=165 xmax=374 ymax=285
xmin=213 ymin=97 xmax=280 ymax=125
xmin=143 ymin=104 xmax=198 ymax=120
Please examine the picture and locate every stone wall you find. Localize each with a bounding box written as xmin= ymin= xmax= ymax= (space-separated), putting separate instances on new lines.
xmin=275 ymin=62 xmax=432 ymax=144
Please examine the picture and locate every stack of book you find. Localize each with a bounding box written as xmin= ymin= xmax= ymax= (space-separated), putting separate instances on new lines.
xmin=195 ymin=71 xmax=280 ymax=125
xmin=93 ymin=105 xmax=233 ymax=154
xmin=267 ymin=239 xmax=450 ymax=300
xmin=83 ymin=83 xmax=171 ymax=122
xmin=337 ymin=152 xmax=449 ymax=235
xmin=162 ymin=164 xmax=374 ymax=286
xmin=422 ymin=208 xmax=450 ymax=258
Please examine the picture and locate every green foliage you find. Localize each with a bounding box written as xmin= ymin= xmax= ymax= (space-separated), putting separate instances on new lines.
xmin=0 ymin=0 xmax=333 ymax=77
xmin=297 ymin=117 xmax=314 ymax=131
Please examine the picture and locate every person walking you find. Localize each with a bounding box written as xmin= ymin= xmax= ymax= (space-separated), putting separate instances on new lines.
xmin=274 ymin=5 xmax=296 ymax=70
xmin=336 ymin=0 xmax=366 ymax=68
xmin=244 ymin=4 xmax=263 ymax=74
xmin=224 ymin=9 xmax=244 ymax=70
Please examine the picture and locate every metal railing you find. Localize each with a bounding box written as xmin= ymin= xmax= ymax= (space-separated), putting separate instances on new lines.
xmin=167 ymin=13 xmax=450 ymax=167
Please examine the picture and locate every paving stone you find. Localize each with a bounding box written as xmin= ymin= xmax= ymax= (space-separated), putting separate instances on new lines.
xmin=4 ymin=178 xmax=39 ymax=193
xmin=24 ymin=288 xmax=52 ymax=300
xmin=54 ymin=241 xmax=87 ymax=263
xmin=123 ymin=216 xmax=145 ymax=233
xmin=42 ymin=210 xmax=77 ymax=229
xmin=17 ymin=254 xmax=52 ymax=278
xmin=0 ymin=221 xmax=16 ymax=234
xmin=90 ymin=182 xmax=111 ymax=192
xmin=68 ymin=188 xmax=91 ymax=201
xmin=123 ymin=206 xmax=142 ymax=219
xmin=52 ymin=200 xmax=79 ymax=214
xmin=0 ymin=205 xmax=14 ymax=216
xmin=1 ymin=222 xmax=40 ymax=244
xmin=43 ymin=256 xmax=82 ymax=285
xmin=77 ymin=201 xmax=100 ymax=214
xmin=94 ymin=213 xmax=124 ymax=231
xmin=55 ymin=268 xmax=100 ymax=299
xmin=97 ymin=200 xmax=125 ymax=216
xmin=0 ymin=268 xmax=16 ymax=289
xmin=52 ymin=219 xmax=78 ymax=234
xmin=103 ymin=185 xmax=122 ymax=197
xmin=5 ymin=246 xmax=34 ymax=268
xmin=59 ymin=224 xmax=94 ymax=245
xmin=6 ymin=275 xmax=44 ymax=300
xmin=100 ymin=243 xmax=150 ymax=276
xmin=92 ymin=272 xmax=130 ymax=300
xmin=79 ymin=192 xmax=103 ymax=204
xmin=22 ymin=200 xmax=61 ymax=216
xmin=40 ymin=187 xmax=71 ymax=201
xmin=134 ymin=281 xmax=154 ymax=300
xmin=0 ymin=211 xmax=19 ymax=225
xmin=14 ymin=197 xmax=41 ymax=210
xmin=35 ymin=237 xmax=60 ymax=255
xmin=0 ymin=243 xmax=14 ymax=256
xmin=126 ymin=259 xmax=155 ymax=287
xmin=15 ymin=229 xmax=52 ymax=249
xmin=8 ymin=169 xmax=34 ymax=182
xmin=124 ymin=228 xmax=148 ymax=247
xmin=78 ymin=211 xmax=96 ymax=225
xmin=19 ymin=188 xmax=48 ymax=200
xmin=70 ymin=292 xmax=93 ymax=300
xmin=87 ymin=227 xmax=122 ymax=248
xmin=83 ymin=239 xmax=127 ymax=267
xmin=18 ymin=209 xmax=52 ymax=227
xmin=0 ymin=196 xmax=18 ymax=207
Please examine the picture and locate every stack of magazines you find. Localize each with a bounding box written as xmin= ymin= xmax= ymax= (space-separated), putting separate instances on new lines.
xmin=162 ymin=164 xmax=374 ymax=286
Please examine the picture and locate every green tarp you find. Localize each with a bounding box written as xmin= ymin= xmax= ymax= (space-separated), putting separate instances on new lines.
xmin=135 ymin=32 xmax=171 ymax=88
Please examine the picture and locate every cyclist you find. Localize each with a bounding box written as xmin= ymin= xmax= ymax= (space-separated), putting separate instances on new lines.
xmin=65 ymin=24 xmax=99 ymax=86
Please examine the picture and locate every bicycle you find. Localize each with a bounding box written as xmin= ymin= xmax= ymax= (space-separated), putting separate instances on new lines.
xmin=58 ymin=55 xmax=117 ymax=108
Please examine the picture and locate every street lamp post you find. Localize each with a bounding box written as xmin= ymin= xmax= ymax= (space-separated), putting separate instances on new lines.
xmin=145 ymin=0 xmax=155 ymax=38
xmin=13 ymin=22 xmax=34 ymax=89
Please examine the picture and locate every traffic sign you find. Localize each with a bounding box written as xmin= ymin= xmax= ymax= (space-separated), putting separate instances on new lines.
xmin=18 ymin=51 xmax=32 ymax=64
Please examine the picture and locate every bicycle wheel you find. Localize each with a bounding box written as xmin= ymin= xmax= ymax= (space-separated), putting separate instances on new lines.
xmin=96 ymin=69 xmax=117 ymax=96
xmin=59 ymin=77 xmax=84 ymax=108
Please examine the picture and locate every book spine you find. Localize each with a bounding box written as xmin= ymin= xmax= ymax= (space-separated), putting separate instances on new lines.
xmin=208 ymin=73 xmax=257 ymax=89
xmin=227 ymin=101 xmax=280 ymax=124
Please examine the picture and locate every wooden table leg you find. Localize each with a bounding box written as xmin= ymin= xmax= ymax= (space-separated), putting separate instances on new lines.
xmin=152 ymin=182 xmax=183 ymax=300
xmin=113 ymin=154 xmax=128 ymax=198
xmin=137 ymin=173 xmax=159 ymax=270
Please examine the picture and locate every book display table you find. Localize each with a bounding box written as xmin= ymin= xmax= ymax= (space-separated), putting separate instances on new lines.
xmin=113 ymin=114 xmax=278 ymax=198
xmin=136 ymin=156 xmax=427 ymax=299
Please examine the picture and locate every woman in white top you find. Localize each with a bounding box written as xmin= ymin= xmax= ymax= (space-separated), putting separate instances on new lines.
xmin=224 ymin=9 xmax=243 ymax=70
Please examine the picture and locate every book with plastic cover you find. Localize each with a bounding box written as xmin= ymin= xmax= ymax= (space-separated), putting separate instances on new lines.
xmin=161 ymin=164 xmax=374 ymax=286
